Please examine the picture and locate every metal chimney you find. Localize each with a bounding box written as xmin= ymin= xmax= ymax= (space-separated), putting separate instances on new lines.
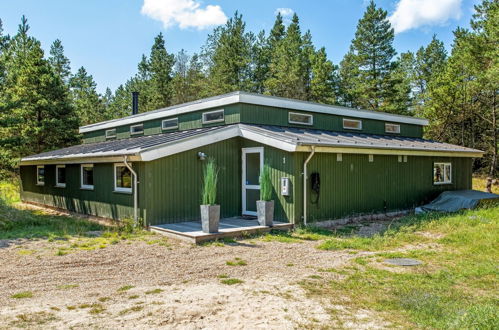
xmin=132 ymin=92 xmax=139 ymax=115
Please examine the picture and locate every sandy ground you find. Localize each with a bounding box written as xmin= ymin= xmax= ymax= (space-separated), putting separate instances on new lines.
xmin=0 ymin=230 xmax=393 ymax=330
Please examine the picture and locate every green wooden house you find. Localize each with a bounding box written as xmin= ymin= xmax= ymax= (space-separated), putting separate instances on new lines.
xmin=19 ymin=91 xmax=483 ymax=227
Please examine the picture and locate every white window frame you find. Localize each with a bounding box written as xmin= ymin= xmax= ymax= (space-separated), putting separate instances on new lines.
xmin=368 ymin=154 xmax=374 ymax=162
xmin=55 ymin=165 xmax=66 ymax=188
xmin=385 ymin=123 xmax=401 ymax=134
xmin=114 ymin=163 xmax=132 ymax=193
xmin=80 ymin=164 xmax=94 ymax=190
xmin=161 ymin=118 xmax=179 ymax=130
xmin=130 ymin=124 xmax=144 ymax=135
xmin=337 ymin=153 xmax=342 ymax=162
xmin=288 ymin=112 xmax=313 ymax=126
xmin=433 ymin=162 xmax=452 ymax=185
xmin=36 ymin=165 xmax=45 ymax=186
xmin=343 ymin=118 xmax=362 ymax=130
xmin=202 ymin=109 xmax=225 ymax=124
xmin=105 ymin=129 xmax=116 ymax=139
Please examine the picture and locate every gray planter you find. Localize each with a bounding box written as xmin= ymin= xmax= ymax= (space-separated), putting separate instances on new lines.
xmin=200 ymin=204 xmax=220 ymax=233
xmin=257 ymin=200 xmax=274 ymax=227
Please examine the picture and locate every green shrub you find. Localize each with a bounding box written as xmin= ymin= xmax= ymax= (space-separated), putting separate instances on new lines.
xmin=259 ymin=163 xmax=272 ymax=201
xmin=202 ymin=158 xmax=218 ymax=205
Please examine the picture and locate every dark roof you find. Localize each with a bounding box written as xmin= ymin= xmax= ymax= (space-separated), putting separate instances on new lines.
xmin=22 ymin=125 xmax=229 ymax=161
xmin=21 ymin=124 xmax=482 ymax=163
xmin=240 ymin=125 xmax=482 ymax=153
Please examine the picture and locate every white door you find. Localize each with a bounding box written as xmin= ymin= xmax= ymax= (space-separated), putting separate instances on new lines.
xmin=242 ymin=147 xmax=263 ymax=216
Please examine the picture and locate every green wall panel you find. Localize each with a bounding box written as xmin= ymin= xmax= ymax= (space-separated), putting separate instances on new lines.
xmin=292 ymin=153 xmax=472 ymax=224
xmin=82 ymin=102 xmax=423 ymax=143
xmin=20 ymin=163 xmax=140 ymax=220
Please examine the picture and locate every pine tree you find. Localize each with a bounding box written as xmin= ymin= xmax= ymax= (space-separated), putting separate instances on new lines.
xmin=340 ymin=1 xmax=405 ymax=112
xmin=148 ymin=33 xmax=175 ymax=110
xmin=171 ymin=50 xmax=207 ymax=104
xmin=48 ymin=39 xmax=71 ymax=84
xmin=264 ymin=14 xmax=308 ymax=99
xmin=70 ymin=66 xmax=104 ymax=125
xmin=309 ymin=47 xmax=338 ymax=104
xmin=0 ymin=16 xmax=78 ymax=169
xmin=204 ymin=12 xmax=254 ymax=95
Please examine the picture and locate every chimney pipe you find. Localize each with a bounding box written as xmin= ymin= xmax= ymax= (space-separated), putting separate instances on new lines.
xmin=132 ymin=92 xmax=139 ymax=115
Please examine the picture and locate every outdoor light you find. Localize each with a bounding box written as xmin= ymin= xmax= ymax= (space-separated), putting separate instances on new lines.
xmin=197 ymin=152 xmax=207 ymax=161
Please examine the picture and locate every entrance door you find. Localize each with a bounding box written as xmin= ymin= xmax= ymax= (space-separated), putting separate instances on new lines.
xmin=242 ymin=147 xmax=263 ymax=216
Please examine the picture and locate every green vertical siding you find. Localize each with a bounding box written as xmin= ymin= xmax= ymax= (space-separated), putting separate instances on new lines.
xmin=82 ymin=103 xmax=423 ymax=143
xmin=239 ymin=104 xmax=423 ymax=138
xmin=20 ymin=163 xmax=141 ymax=220
xmin=293 ymin=153 xmax=472 ymax=224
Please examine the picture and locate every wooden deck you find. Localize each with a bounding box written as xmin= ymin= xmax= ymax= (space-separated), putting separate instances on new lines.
xmin=150 ymin=218 xmax=293 ymax=244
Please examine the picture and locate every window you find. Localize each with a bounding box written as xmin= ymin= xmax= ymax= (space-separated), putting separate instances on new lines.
xmin=55 ymin=165 xmax=66 ymax=188
xmin=36 ymin=165 xmax=45 ymax=185
xmin=433 ymin=163 xmax=452 ymax=184
xmin=162 ymin=118 xmax=178 ymax=130
xmin=105 ymin=129 xmax=116 ymax=138
xmin=114 ymin=163 xmax=132 ymax=193
xmin=130 ymin=124 xmax=144 ymax=135
xmin=337 ymin=153 xmax=342 ymax=162
xmin=288 ymin=112 xmax=313 ymax=125
xmin=81 ymin=164 xmax=94 ymax=189
xmin=368 ymin=154 xmax=374 ymax=162
xmin=202 ymin=109 xmax=224 ymax=124
xmin=343 ymin=118 xmax=362 ymax=130
xmin=385 ymin=123 xmax=400 ymax=134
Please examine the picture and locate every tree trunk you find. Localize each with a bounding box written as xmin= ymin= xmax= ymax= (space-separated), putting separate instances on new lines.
xmin=487 ymin=91 xmax=497 ymax=193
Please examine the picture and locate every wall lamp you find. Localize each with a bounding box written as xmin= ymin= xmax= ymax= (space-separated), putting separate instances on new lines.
xmin=197 ymin=152 xmax=207 ymax=161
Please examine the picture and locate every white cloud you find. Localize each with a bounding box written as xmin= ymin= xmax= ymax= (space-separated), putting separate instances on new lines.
xmin=388 ymin=0 xmax=462 ymax=34
xmin=274 ymin=8 xmax=294 ymax=17
xmin=141 ymin=0 xmax=227 ymax=30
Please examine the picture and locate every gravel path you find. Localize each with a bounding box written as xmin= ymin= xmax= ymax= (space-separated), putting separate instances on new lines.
xmin=0 ymin=235 xmax=360 ymax=329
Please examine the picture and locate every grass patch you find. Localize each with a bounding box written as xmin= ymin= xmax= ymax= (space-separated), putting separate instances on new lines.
xmin=128 ymin=295 xmax=140 ymax=299
xmin=57 ymin=284 xmax=79 ymax=290
xmin=118 ymin=305 xmax=144 ymax=315
xmin=226 ymin=257 xmax=247 ymax=266
xmin=88 ymin=304 xmax=106 ymax=314
xmin=301 ymin=207 xmax=499 ymax=329
xmin=117 ymin=285 xmax=134 ymax=292
xmin=217 ymin=274 xmax=229 ymax=279
xmin=220 ymin=278 xmax=244 ymax=285
xmin=98 ymin=296 xmax=111 ymax=302
xmin=12 ymin=311 xmax=57 ymax=326
xmin=145 ymin=288 xmax=163 ymax=295
xmin=11 ymin=291 xmax=33 ymax=299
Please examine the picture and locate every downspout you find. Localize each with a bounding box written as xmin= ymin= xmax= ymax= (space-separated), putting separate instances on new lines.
xmin=123 ymin=156 xmax=138 ymax=224
xmin=303 ymin=146 xmax=315 ymax=227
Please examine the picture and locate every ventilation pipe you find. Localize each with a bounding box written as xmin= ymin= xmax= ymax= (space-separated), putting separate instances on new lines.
xmin=132 ymin=92 xmax=139 ymax=115
xmin=303 ymin=146 xmax=315 ymax=227
xmin=123 ymin=156 xmax=138 ymax=224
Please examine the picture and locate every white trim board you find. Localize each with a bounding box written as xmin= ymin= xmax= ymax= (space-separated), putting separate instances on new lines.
xmin=79 ymin=91 xmax=429 ymax=133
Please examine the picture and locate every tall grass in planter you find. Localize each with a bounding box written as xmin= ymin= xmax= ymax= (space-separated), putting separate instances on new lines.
xmin=200 ymin=158 xmax=220 ymax=233
xmin=257 ymin=163 xmax=274 ymax=226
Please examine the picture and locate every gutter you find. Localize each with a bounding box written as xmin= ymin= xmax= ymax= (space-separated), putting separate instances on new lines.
xmin=123 ymin=156 xmax=138 ymax=224
xmin=303 ymin=146 xmax=316 ymax=227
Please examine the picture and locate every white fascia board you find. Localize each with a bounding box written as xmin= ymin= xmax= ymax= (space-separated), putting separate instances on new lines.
xmin=79 ymin=94 xmax=240 ymax=133
xmin=20 ymin=150 xmax=141 ymax=163
xmin=239 ymin=93 xmax=428 ymax=126
xmin=79 ymin=92 xmax=428 ymax=134
xmin=20 ymin=155 xmax=141 ymax=165
xmin=139 ymin=125 xmax=241 ymax=161
xmin=239 ymin=127 xmax=297 ymax=152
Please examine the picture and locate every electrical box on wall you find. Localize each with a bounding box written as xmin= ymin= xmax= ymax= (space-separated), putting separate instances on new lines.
xmin=281 ymin=177 xmax=290 ymax=196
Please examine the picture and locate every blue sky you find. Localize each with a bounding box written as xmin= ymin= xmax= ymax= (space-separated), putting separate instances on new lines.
xmin=0 ymin=0 xmax=479 ymax=93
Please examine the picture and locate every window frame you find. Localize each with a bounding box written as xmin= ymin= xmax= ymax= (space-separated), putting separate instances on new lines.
xmin=36 ymin=165 xmax=45 ymax=186
xmin=55 ymin=165 xmax=66 ymax=188
xmin=161 ymin=117 xmax=179 ymax=131
xmin=80 ymin=164 xmax=94 ymax=190
xmin=433 ymin=162 xmax=452 ymax=185
xmin=113 ymin=163 xmax=133 ymax=193
xmin=130 ymin=124 xmax=144 ymax=135
xmin=385 ymin=123 xmax=401 ymax=134
xmin=343 ymin=118 xmax=362 ymax=130
xmin=202 ymin=109 xmax=225 ymax=124
xmin=105 ymin=129 xmax=116 ymax=139
xmin=288 ymin=112 xmax=314 ymax=126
